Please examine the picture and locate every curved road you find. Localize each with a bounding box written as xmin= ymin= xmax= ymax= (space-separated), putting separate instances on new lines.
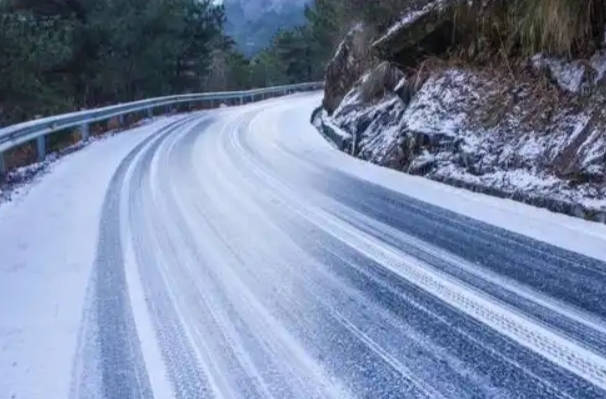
xmin=2 ymin=93 xmax=606 ymax=399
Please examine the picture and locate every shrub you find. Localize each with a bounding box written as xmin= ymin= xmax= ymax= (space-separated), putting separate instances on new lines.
xmin=452 ymin=0 xmax=606 ymax=58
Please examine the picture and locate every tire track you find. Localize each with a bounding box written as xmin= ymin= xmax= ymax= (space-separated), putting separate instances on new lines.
xmin=127 ymin=115 xmax=219 ymax=399
xmin=71 ymin=115 xmax=200 ymax=399
xmin=225 ymin=107 xmax=606 ymax=397
xmin=238 ymin=129 xmax=606 ymax=362
xmin=71 ymin=96 xmax=606 ymax=399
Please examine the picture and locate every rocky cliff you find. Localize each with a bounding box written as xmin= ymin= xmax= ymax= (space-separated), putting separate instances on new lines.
xmin=314 ymin=0 xmax=606 ymax=222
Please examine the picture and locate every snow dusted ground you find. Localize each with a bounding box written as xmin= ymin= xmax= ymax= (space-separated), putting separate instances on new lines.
xmin=1 ymin=92 xmax=606 ymax=399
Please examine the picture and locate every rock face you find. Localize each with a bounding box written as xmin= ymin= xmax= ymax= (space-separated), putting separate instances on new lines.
xmin=323 ymin=0 xmax=463 ymax=115
xmin=322 ymin=24 xmax=374 ymax=115
xmin=318 ymin=65 xmax=606 ymax=219
xmin=316 ymin=0 xmax=606 ymax=222
xmin=325 ymin=61 xmax=408 ymax=162
xmin=372 ymin=0 xmax=464 ymax=67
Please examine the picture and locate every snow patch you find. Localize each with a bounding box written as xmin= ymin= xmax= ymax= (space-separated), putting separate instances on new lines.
xmin=323 ymin=119 xmax=352 ymax=141
xmin=590 ymin=50 xmax=606 ymax=82
xmin=531 ymin=54 xmax=586 ymax=93
xmin=0 ymin=117 xmax=167 ymax=205
xmin=394 ymin=77 xmax=408 ymax=93
xmin=534 ymin=50 xmax=606 ymax=90
xmin=516 ymin=136 xmax=543 ymax=161
xmin=404 ymin=69 xmax=475 ymax=136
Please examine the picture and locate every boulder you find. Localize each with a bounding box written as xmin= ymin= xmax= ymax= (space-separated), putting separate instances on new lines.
xmin=323 ymin=24 xmax=374 ymax=115
xmin=372 ymin=0 xmax=465 ymax=67
xmin=359 ymin=61 xmax=407 ymax=103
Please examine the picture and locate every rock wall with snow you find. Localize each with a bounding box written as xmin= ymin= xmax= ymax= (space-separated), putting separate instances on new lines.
xmin=323 ymin=24 xmax=375 ymax=114
xmin=316 ymin=2 xmax=606 ymax=222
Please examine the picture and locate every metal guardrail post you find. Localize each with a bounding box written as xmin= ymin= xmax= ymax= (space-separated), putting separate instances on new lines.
xmin=0 ymin=152 xmax=5 ymax=177
xmin=239 ymin=96 xmax=243 ymax=105
xmin=147 ymin=107 xmax=153 ymax=119
xmin=118 ymin=114 xmax=125 ymax=126
xmin=36 ymin=136 xmax=46 ymax=162
xmin=80 ymin=123 xmax=90 ymax=142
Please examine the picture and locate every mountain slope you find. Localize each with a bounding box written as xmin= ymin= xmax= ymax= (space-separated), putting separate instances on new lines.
xmin=223 ymin=0 xmax=309 ymax=56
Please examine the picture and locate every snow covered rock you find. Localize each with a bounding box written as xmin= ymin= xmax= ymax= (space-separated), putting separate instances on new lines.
xmin=529 ymin=50 xmax=606 ymax=94
xmin=358 ymin=61 xmax=407 ymax=103
xmin=316 ymin=65 xmax=606 ymax=221
xmin=335 ymin=93 xmax=408 ymax=165
xmin=372 ymin=0 xmax=464 ymax=67
xmin=323 ymin=24 xmax=373 ymax=114
xmin=315 ymin=0 xmax=606 ymax=222
xmin=531 ymin=55 xmax=594 ymax=93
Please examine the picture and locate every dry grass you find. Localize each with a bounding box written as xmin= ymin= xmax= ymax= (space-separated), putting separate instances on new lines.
xmin=5 ymin=143 xmax=37 ymax=169
xmin=515 ymin=0 xmax=601 ymax=55
xmin=451 ymin=0 xmax=606 ymax=59
xmin=407 ymin=56 xmax=446 ymax=92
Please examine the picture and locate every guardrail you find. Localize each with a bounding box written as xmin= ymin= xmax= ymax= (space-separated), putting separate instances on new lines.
xmin=0 ymin=81 xmax=324 ymax=175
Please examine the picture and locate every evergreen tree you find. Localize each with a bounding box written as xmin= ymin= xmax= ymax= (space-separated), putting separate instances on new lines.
xmin=0 ymin=0 xmax=225 ymax=124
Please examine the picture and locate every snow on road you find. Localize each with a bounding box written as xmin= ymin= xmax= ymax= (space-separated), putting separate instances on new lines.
xmin=1 ymin=93 xmax=606 ymax=399
xmin=0 ymin=116 xmax=185 ymax=399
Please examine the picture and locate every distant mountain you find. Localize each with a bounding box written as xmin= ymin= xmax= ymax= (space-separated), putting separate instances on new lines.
xmin=223 ymin=0 xmax=309 ymax=56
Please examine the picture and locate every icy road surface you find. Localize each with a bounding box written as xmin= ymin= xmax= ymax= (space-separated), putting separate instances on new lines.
xmin=2 ymin=93 xmax=606 ymax=399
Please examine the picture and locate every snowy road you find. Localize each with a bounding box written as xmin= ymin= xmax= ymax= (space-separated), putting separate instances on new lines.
xmin=2 ymin=93 xmax=606 ymax=399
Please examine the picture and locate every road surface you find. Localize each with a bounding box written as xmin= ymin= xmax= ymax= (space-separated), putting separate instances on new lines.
xmin=2 ymin=93 xmax=606 ymax=399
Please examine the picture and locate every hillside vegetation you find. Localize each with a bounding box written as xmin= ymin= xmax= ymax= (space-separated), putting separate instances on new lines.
xmin=0 ymin=0 xmax=225 ymax=126
xmin=0 ymin=0 xmax=429 ymax=126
